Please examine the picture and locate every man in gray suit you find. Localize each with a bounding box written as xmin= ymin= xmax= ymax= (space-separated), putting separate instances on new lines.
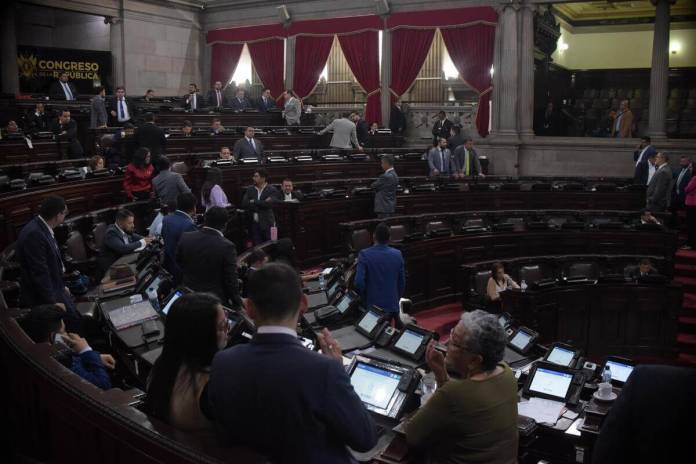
xmin=283 ymin=90 xmax=302 ymax=126
xmin=232 ymin=126 xmax=264 ymax=160
xmin=319 ymin=112 xmax=362 ymax=151
xmin=427 ymin=137 xmax=452 ymax=177
xmin=372 ymin=155 xmax=398 ymax=218
xmin=90 ymin=86 xmax=108 ymax=129
xmin=452 ymin=138 xmax=484 ymax=178
xmin=152 ymin=156 xmax=191 ymax=209
xmin=646 ymin=152 xmax=674 ymax=212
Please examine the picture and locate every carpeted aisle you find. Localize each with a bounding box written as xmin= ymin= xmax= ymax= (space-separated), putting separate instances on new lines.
xmin=674 ymin=248 xmax=696 ymax=366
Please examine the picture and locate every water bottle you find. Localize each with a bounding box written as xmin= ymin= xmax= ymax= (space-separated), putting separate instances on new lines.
xmin=602 ymin=365 xmax=612 ymax=383
xmin=520 ymin=280 xmax=528 ymax=292
xmin=319 ymin=273 xmax=326 ymax=291
xmin=146 ymin=286 xmax=159 ymax=312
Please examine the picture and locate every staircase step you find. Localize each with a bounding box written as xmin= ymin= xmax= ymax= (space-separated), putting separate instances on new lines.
xmin=675 ymin=249 xmax=696 ymax=263
xmin=678 ymin=352 xmax=696 ymax=365
xmin=683 ymin=293 xmax=696 ymax=310
xmin=674 ymin=276 xmax=696 ymax=289
xmin=678 ymin=316 xmax=696 ymax=334
xmin=677 ymin=332 xmax=696 ymax=346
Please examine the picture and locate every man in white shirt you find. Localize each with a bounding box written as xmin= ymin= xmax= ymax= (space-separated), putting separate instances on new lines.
xmin=233 ymin=126 xmax=264 ymax=160
xmin=109 ymin=86 xmax=132 ymax=125
xmin=49 ymin=72 xmax=78 ymax=101
xmin=281 ymin=178 xmax=303 ymax=202
xmin=185 ymin=83 xmax=200 ymax=111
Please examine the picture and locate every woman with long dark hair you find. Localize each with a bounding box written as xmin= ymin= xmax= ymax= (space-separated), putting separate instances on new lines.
xmin=201 ymin=167 xmax=231 ymax=210
xmin=145 ymin=292 xmax=228 ymax=432
xmin=123 ymin=147 xmax=154 ymax=200
xmin=486 ymin=262 xmax=519 ymax=303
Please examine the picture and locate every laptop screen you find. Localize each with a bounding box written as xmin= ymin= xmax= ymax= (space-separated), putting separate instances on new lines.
xmin=546 ymin=346 xmax=576 ymax=367
xmin=350 ymin=362 xmax=402 ymax=410
xmin=336 ymin=293 xmax=353 ymax=313
xmin=605 ymin=359 xmax=634 ymax=383
xmin=358 ymin=310 xmax=380 ymax=333
xmin=162 ymin=290 xmax=184 ymax=315
xmin=529 ymin=367 xmax=573 ymax=401
xmin=394 ymin=329 xmax=425 ymax=355
xmin=510 ymin=329 xmax=533 ymax=351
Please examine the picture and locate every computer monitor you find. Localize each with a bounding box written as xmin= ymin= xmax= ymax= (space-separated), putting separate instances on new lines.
xmin=528 ymin=366 xmax=574 ymax=402
xmin=394 ymin=329 xmax=425 ymax=355
xmin=161 ymin=290 xmax=184 ymax=315
xmin=335 ymin=292 xmax=355 ymax=314
xmin=327 ymin=279 xmax=341 ymax=300
xmin=350 ymin=361 xmax=403 ymax=411
xmin=508 ymin=327 xmax=537 ymax=354
xmin=604 ymin=357 xmax=635 ymax=386
xmin=545 ymin=344 xmax=578 ymax=367
xmin=358 ymin=310 xmax=381 ymax=335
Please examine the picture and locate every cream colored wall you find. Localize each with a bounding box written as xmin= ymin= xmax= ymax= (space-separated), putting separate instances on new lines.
xmin=552 ymin=26 xmax=696 ymax=69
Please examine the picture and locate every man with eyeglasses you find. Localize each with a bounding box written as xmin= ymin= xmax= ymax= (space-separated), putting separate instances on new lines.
xmin=16 ymin=196 xmax=82 ymax=333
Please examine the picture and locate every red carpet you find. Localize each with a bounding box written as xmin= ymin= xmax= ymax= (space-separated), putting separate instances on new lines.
xmin=674 ymin=249 xmax=696 ymax=364
xmin=415 ymin=303 xmax=462 ymax=343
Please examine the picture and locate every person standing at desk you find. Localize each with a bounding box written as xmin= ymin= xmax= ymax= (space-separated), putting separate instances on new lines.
xmin=318 ymin=113 xmax=362 ymax=151
xmin=16 ymin=196 xmax=82 ymax=333
xmin=282 ymin=90 xmax=302 ymax=126
xmin=354 ymin=223 xmax=405 ymax=328
xmin=161 ymin=193 xmax=198 ymax=284
xmin=646 ymin=152 xmax=674 ymax=212
xmin=406 ymin=310 xmax=518 ymax=464
xmin=427 ymin=137 xmax=452 ymax=177
xmin=49 ymin=72 xmax=78 ymax=101
xmin=242 ymin=168 xmax=280 ymax=245
xmin=207 ymin=263 xmax=377 ymax=463
xmin=90 ymin=86 xmax=108 ymax=129
xmin=372 ymin=155 xmax=398 ymax=218
xmin=232 ymin=126 xmax=264 ymax=161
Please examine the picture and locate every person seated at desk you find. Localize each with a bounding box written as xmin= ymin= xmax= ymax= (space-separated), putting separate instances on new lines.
xmin=427 ymin=137 xmax=452 ymax=177
xmin=368 ymin=122 xmax=379 ymax=136
xmin=181 ymin=120 xmax=193 ymax=137
xmin=233 ymin=126 xmax=264 ymax=160
xmin=210 ymin=118 xmax=225 ymax=135
xmin=406 ymin=310 xmax=518 ymax=464
xmin=281 ymin=178 xmax=303 ymax=202
xmin=487 ymin=262 xmax=519 ymax=302
xmin=2 ymin=120 xmax=22 ymax=138
xmin=201 ymin=167 xmax=231 ymax=210
xmin=145 ymin=293 xmax=226 ymax=434
xmin=143 ymin=89 xmax=155 ymax=102
xmin=206 ymin=263 xmax=378 ymax=463
xmin=28 ymin=102 xmax=51 ymax=133
xmin=229 ymin=88 xmax=252 ymax=111
xmin=88 ymin=155 xmax=105 ymax=173
xmin=123 ymin=147 xmax=154 ymax=201
xmin=162 ymin=193 xmax=198 ymax=284
xmin=98 ymin=208 xmax=153 ymax=275
xmin=21 ymin=304 xmax=116 ymax=390
xmin=639 ymin=209 xmax=662 ymax=226
xmin=51 ymin=109 xmax=84 ymax=158
xmin=625 ymin=258 xmax=658 ymax=280
xmin=219 ymin=146 xmax=233 ymax=161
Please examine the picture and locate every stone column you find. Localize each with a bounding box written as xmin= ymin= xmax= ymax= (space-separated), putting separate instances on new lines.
xmin=518 ymin=2 xmax=536 ymax=138
xmin=496 ymin=1 xmax=520 ymax=139
xmin=109 ymin=14 xmax=126 ymax=87
xmin=489 ymin=17 xmax=503 ymax=136
xmin=380 ymin=29 xmax=392 ymax=127
xmin=647 ymin=0 xmax=671 ymax=139
xmin=1 ymin=2 xmax=19 ymax=95
xmin=285 ymin=36 xmax=296 ymax=91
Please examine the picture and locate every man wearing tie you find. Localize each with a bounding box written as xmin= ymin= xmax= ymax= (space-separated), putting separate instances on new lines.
xmin=432 ymin=111 xmax=453 ymax=145
xmin=257 ymin=88 xmax=277 ymax=112
xmin=230 ymin=88 xmax=251 ymax=111
xmin=49 ymin=72 xmax=78 ymax=101
xmin=98 ymin=209 xmax=153 ymax=275
xmin=184 ymin=83 xmax=200 ymax=111
xmin=452 ymin=138 xmax=484 ymax=178
xmin=233 ymin=126 xmax=264 ymax=160
xmin=206 ymin=81 xmax=227 ymax=109
xmin=109 ymin=86 xmax=133 ymax=125
xmin=427 ymin=137 xmax=452 ymax=177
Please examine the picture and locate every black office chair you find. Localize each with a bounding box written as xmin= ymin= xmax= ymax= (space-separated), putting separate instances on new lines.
xmin=567 ymin=262 xmax=598 ymax=280
xmin=389 ymin=224 xmax=407 ymax=244
xmin=351 ymin=229 xmax=372 ymax=254
xmin=519 ymin=265 xmax=542 ymax=284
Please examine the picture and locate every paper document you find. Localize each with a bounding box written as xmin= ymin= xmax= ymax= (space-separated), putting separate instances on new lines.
xmin=518 ymin=397 xmax=565 ymax=425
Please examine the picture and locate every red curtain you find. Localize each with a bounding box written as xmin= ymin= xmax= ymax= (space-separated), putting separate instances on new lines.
xmin=338 ymin=31 xmax=381 ymax=124
xmin=441 ymin=25 xmax=496 ymax=137
xmin=293 ymin=35 xmax=334 ymax=99
xmin=207 ymin=24 xmax=286 ymax=44
xmin=248 ymin=39 xmax=285 ymax=101
xmin=390 ymin=28 xmax=435 ymax=99
xmin=210 ymin=43 xmax=244 ymax=87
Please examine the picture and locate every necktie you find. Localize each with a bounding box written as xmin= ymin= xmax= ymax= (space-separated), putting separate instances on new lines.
xmin=249 ymin=138 xmax=256 ymax=152
xmin=438 ymin=149 xmax=443 ymax=172
xmin=63 ymin=82 xmax=73 ymax=100
xmin=217 ymin=91 xmax=221 ymax=107
xmin=677 ymin=168 xmax=687 ymax=193
xmin=119 ymin=99 xmax=125 ymax=119
xmin=465 ymin=149 xmax=470 ymax=176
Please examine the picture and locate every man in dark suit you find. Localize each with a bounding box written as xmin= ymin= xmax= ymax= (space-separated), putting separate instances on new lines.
xmin=351 ymin=112 xmax=370 ymax=147
xmin=206 ymin=81 xmax=227 ymax=109
xmin=50 ymin=110 xmax=84 ymax=158
xmin=354 ymin=223 xmax=406 ymax=328
xmin=432 ymin=111 xmax=453 ymax=145
xmin=389 ymin=100 xmax=406 ymax=134
xmin=634 ymin=152 xmax=657 ymax=185
xmin=452 ymin=138 xmax=484 ymax=178
xmin=184 ymin=83 xmax=201 ymax=111
xmin=28 ymin=102 xmax=51 ymax=133
xmin=242 ymin=168 xmax=281 ymax=244
xmin=90 ymin=86 xmax=108 ymax=129
xmin=447 ymin=125 xmax=466 ymax=152
xmin=646 ymin=152 xmax=674 ymax=212
xmin=592 ymin=365 xmax=696 ymax=464
xmin=108 ymin=86 xmax=134 ymax=125
xmin=625 ymin=258 xmax=658 ymax=280
xmin=257 ymin=88 xmax=277 ymax=112
xmin=672 ymin=155 xmax=692 ymax=208
xmin=161 ymin=193 xmax=197 ymax=284
xmin=372 ymin=155 xmax=398 ymax=218
xmin=232 ymin=126 xmax=264 ymax=160
xmin=207 ymin=263 xmax=378 ymax=463
xmin=16 ymin=196 xmax=82 ymax=332
xmin=135 ymin=112 xmax=167 ymax=159
xmin=634 ymin=136 xmax=657 ymax=164
xmin=98 ymin=209 xmax=152 ymax=275
xmin=230 ymin=88 xmax=252 ymax=111
xmin=176 ymin=206 xmax=242 ymax=309
xmin=281 ymin=178 xmax=303 ymax=202
xmin=48 ymin=72 xmax=78 ymax=101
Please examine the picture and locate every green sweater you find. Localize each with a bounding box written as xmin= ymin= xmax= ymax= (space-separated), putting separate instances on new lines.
xmin=406 ymin=364 xmax=519 ymax=464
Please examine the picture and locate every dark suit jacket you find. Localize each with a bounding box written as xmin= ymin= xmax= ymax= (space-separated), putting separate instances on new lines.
xmin=183 ymin=92 xmax=202 ymax=111
xmin=176 ymin=228 xmax=241 ymax=308
xmin=242 ymin=184 xmax=281 ymax=232
xmin=208 ymin=333 xmax=377 ymax=464
xmin=16 ymin=217 xmax=71 ymax=309
xmin=355 ymin=119 xmax=369 ymax=146
xmin=633 ymin=161 xmax=652 ymax=185
xmin=592 ymin=365 xmax=696 ymax=464
xmin=49 ymin=81 xmax=78 ymax=101
xmin=672 ymin=167 xmax=692 ymax=206
xmin=624 ymin=265 xmax=657 ymax=280
xmin=389 ymin=105 xmax=406 ymax=134
xmin=98 ymin=224 xmax=143 ymax=274
xmin=50 ymin=119 xmax=84 ymax=158
xmin=633 ymin=145 xmax=657 ymax=163
xmin=28 ymin=111 xmax=51 ymax=133
xmin=281 ymin=190 xmax=304 ymax=202
xmin=135 ymin=122 xmax=167 ymax=157
xmin=447 ymin=134 xmax=466 ymax=152
xmin=372 ymin=168 xmax=398 ymax=214
xmin=257 ymin=96 xmax=277 ymax=112
xmin=230 ymin=96 xmax=252 ymax=111
xmin=161 ymin=211 xmax=197 ymax=283
xmin=646 ymin=165 xmax=674 ymax=212
xmin=206 ymin=89 xmax=227 ymax=108
xmin=452 ymin=146 xmax=482 ymax=176
xmin=354 ymin=244 xmax=406 ymax=313
xmin=432 ymin=118 xmax=453 ymax=143
xmin=232 ymin=137 xmax=264 ymax=160
xmin=107 ymin=98 xmax=134 ymax=125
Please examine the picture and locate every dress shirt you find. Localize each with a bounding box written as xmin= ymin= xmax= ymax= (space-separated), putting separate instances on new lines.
xmin=284 ymin=192 xmax=293 ymax=202
xmin=114 ymin=224 xmax=146 ymax=251
xmin=615 ymin=111 xmax=624 ymax=132
xmin=256 ymin=326 xmax=297 ymax=337
xmin=189 ymin=93 xmax=197 ymax=110
xmin=62 ymin=82 xmax=74 ymax=100
xmin=647 ymin=164 xmax=657 ymax=184
xmin=253 ymin=185 xmax=267 ymax=222
xmin=117 ymin=98 xmax=130 ymax=122
xmin=677 ymin=168 xmax=689 ymax=194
